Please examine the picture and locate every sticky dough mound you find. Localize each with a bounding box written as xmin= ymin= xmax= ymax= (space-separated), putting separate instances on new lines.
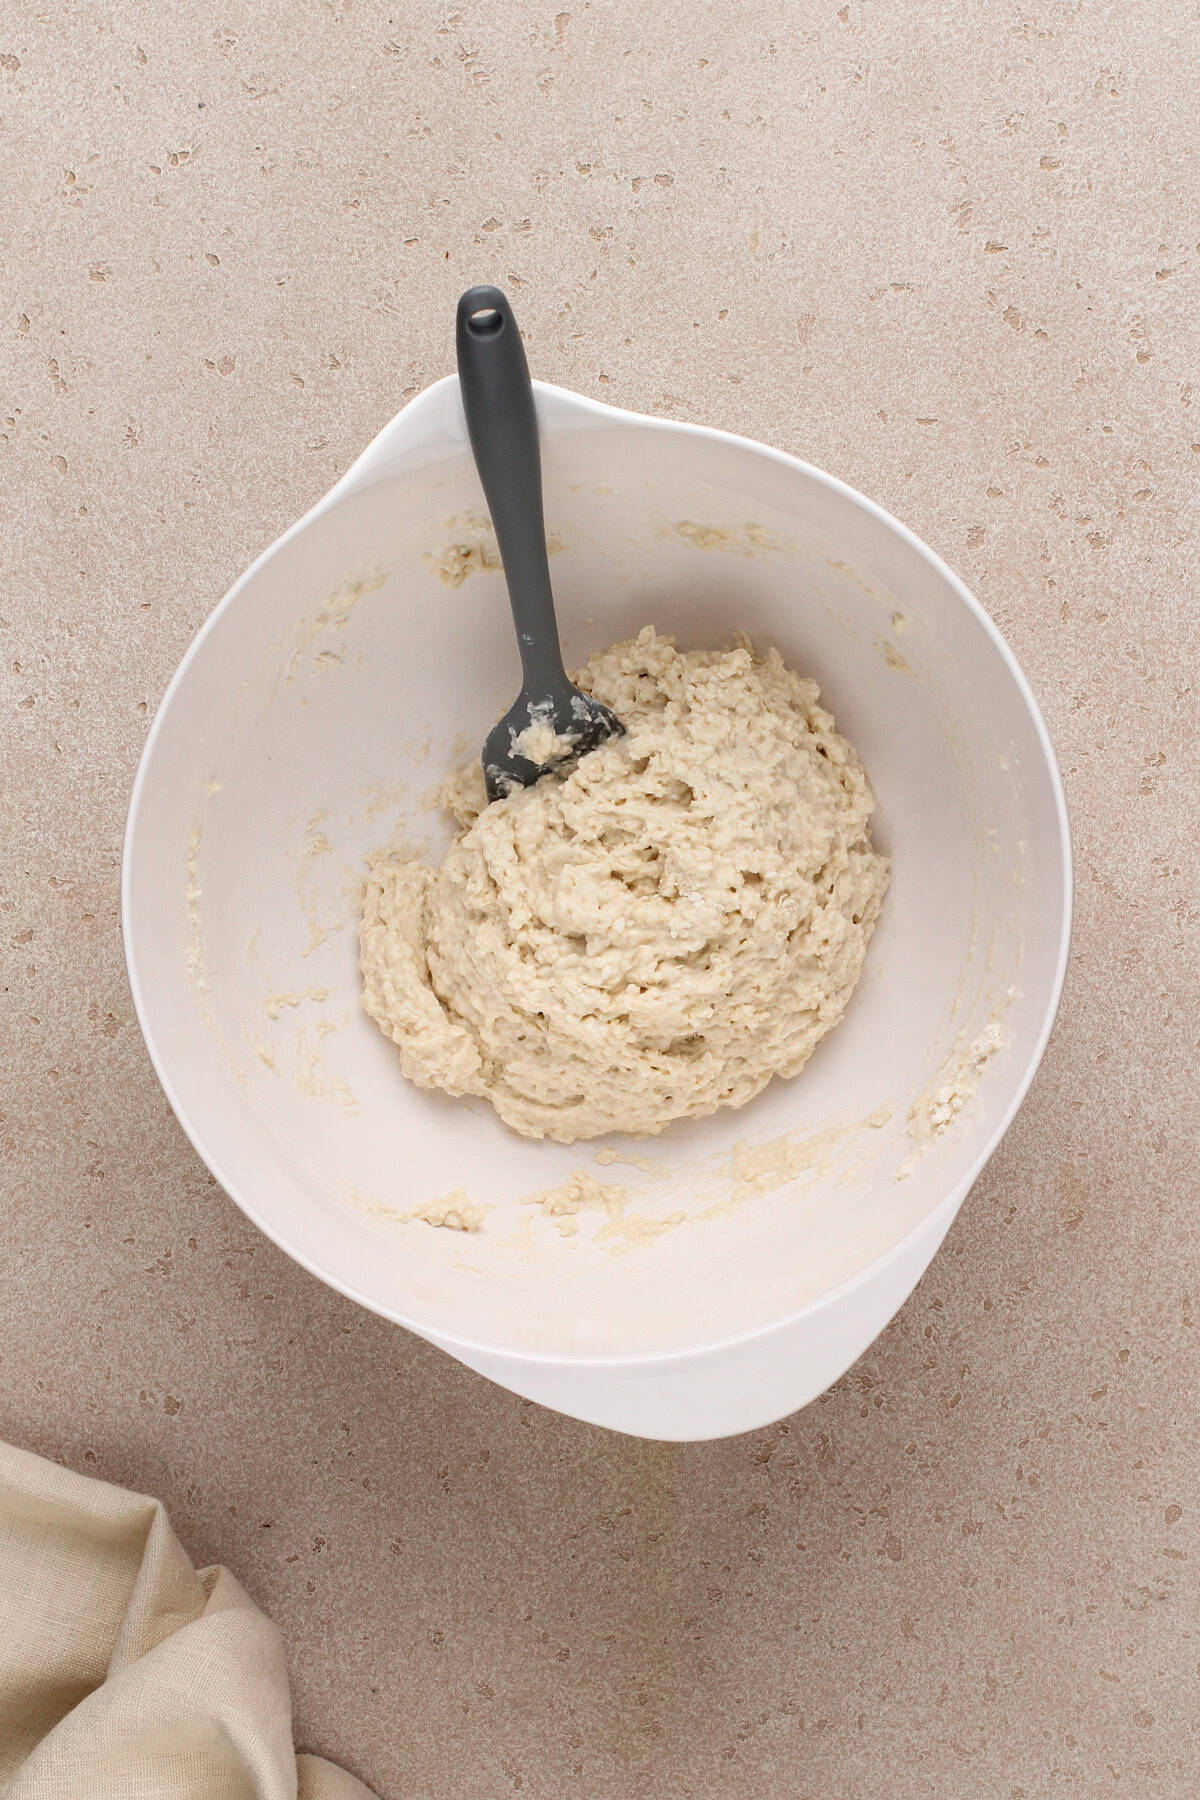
xmin=360 ymin=627 xmax=889 ymax=1143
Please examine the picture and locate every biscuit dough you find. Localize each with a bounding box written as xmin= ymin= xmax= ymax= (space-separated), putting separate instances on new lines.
xmin=360 ymin=628 xmax=889 ymax=1143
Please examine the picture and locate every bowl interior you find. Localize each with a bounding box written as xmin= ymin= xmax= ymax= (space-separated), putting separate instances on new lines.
xmin=125 ymin=387 xmax=1067 ymax=1360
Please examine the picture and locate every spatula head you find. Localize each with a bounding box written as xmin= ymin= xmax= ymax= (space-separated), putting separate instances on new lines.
xmin=483 ymin=680 xmax=625 ymax=802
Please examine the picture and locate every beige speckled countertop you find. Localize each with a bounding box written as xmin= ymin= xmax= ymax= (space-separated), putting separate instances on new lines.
xmin=3 ymin=3 xmax=1198 ymax=1794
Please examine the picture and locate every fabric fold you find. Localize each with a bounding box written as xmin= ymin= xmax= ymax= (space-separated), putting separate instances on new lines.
xmin=0 ymin=1440 xmax=377 ymax=1799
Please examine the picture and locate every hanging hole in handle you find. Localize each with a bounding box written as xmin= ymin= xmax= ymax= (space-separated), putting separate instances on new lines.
xmin=467 ymin=306 xmax=504 ymax=338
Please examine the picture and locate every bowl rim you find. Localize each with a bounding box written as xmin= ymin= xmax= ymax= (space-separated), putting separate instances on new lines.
xmin=122 ymin=376 xmax=1074 ymax=1370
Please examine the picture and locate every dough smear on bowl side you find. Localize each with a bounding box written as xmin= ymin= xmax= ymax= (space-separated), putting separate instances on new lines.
xmin=359 ymin=626 xmax=889 ymax=1144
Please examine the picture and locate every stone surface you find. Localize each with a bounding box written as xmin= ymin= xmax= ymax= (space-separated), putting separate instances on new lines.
xmin=2 ymin=3 xmax=1197 ymax=1795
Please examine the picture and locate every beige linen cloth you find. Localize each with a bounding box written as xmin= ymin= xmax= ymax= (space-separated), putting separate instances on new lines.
xmin=0 ymin=1440 xmax=377 ymax=1799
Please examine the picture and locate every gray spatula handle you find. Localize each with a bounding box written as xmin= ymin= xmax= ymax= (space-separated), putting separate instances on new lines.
xmin=456 ymin=286 xmax=567 ymax=694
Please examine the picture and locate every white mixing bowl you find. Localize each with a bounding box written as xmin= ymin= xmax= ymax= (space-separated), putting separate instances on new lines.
xmin=122 ymin=377 xmax=1070 ymax=1440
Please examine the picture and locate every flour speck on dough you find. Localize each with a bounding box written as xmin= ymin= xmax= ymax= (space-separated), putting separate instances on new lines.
xmin=360 ymin=627 xmax=889 ymax=1143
